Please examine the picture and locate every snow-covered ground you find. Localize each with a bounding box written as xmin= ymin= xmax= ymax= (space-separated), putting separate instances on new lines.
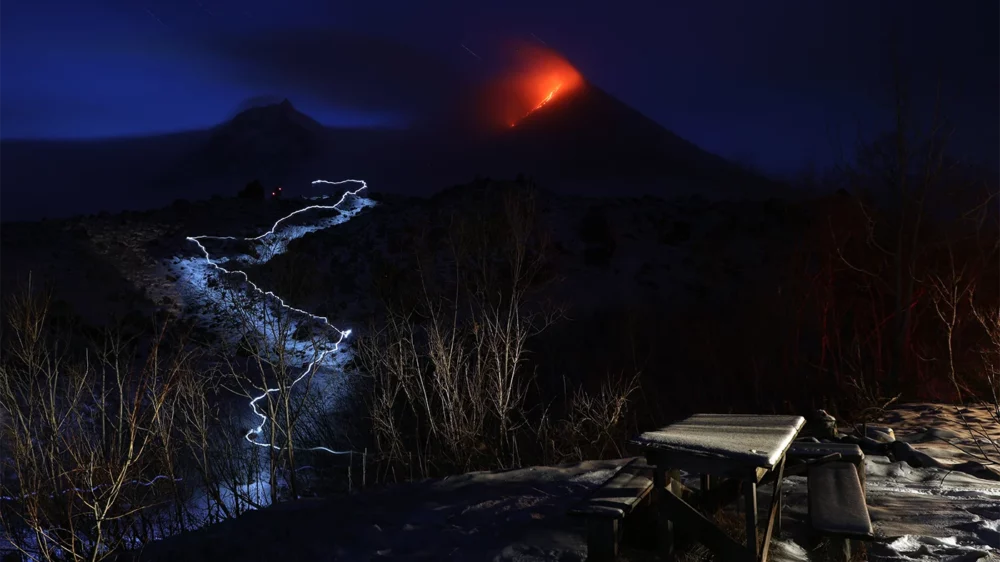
xmin=4 ymin=184 xmax=997 ymax=561
xmin=133 ymin=402 xmax=998 ymax=562
xmin=861 ymin=403 xmax=999 ymax=561
xmin=167 ymin=184 xmax=991 ymax=560
xmin=134 ymin=459 xmax=624 ymax=562
xmin=169 ymin=181 xmax=375 ymax=450
xmin=759 ymin=403 xmax=999 ymax=562
xmin=145 ymin=181 xmax=379 ymax=529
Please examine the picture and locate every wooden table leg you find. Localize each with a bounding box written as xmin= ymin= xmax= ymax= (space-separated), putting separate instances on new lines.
xmin=744 ymin=480 xmax=758 ymax=561
xmin=774 ymin=466 xmax=784 ymax=539
xmin=654 ymin=466 xmax=675 ymax=560
xmin=774 ymin=484 xmax=783 ymax=538
xmin=759 ymin=458 xmax=786 ymax=562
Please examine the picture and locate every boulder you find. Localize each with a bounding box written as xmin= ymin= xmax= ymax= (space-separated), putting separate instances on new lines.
xmin=864 ymin=425 xmax=895 ymax=443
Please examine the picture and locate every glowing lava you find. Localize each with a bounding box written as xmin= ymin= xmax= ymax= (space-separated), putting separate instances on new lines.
xmin=535 ymin=84 xmax=562 ymax=110
xmin=511 ymin=83 xmax=564 ymax=127
xmin=485 ymin=42 xmax=583 ymax=130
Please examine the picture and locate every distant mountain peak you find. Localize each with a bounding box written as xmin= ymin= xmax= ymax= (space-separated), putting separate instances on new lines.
xmin=223 ymin=99 xmax=323 ymax=134
xmin=171 ymin=99 xmax=326 ymax=184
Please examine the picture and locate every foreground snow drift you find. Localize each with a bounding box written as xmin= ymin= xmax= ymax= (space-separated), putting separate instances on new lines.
xmin=135 ymin=460 xmax=623 ymax=562
xmin=133 ymin=403 xmax=998 ymax=562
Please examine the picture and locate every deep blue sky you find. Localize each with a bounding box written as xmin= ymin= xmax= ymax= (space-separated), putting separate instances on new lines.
xmin=1 ymin=0 xmax=997 ymax=177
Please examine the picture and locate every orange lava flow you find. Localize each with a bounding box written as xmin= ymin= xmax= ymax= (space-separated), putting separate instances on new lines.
xmin=511 ymin=84 xmax=563 ymax=127
xmin=495 ymin=43 xmax=582 ymax=129
xmin=538 ymin=85 xmax=561 ymax=105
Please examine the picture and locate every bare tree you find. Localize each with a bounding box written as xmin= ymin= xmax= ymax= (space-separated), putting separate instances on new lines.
xmin=539 ymin=373 xmax=641 ymax=464
xmin=971 ymin=300 xmax=1000 ymax=439
xmin=173 ymin=358 xmax=267 ymax=523
xmin=358 ymin=188 xmax=551 ymax=474
xmin=0 ymin=283 xmax=186 ymax=561
xmin=921 ymin=193 xmax=1000 ymax=402
xmin=843 ymin=84 xmax=953 ymax=394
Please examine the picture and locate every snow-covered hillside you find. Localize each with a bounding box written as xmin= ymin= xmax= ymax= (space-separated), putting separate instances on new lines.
xmin=236 ymin=181 xmax=809 ymax=330
xmin=3 ymin=181 xmax=996 ymax=562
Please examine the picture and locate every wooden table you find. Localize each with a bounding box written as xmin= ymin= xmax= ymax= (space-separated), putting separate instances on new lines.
xmin=629 ymin=414 xmax=806 ymax=562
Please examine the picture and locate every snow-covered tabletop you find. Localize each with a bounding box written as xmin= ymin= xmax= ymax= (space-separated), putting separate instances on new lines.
xmin=630 ymin=414 xmax=806 ymax=469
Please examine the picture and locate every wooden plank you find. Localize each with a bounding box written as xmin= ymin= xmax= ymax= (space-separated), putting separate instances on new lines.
xmin=640 ymin=450 xmax=780 ymax=485
xmin=787 ymin=442 xmax=864 ymax=465
xmin=642 ymin=449 xmax=764 ymax=481
xmin=808 ymin=462 xmax=874 ymax=539
xmin=569 ymin=458 xmax=653 ymax=518
xmin=780 ymin=453 xmax=842 ymax=479
xmin=788 ymin=443 xmax=866 ymax=494
xmin=744 ymin=481 xmax=758 ymax=558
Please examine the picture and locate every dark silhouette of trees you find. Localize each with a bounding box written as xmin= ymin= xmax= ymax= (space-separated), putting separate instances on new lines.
xmin=238 ymin=179 xmax=265 ymax=200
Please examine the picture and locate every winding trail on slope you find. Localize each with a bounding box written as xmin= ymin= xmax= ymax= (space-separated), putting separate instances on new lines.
xmin=185 ymin=179 xmax=374 ymax=455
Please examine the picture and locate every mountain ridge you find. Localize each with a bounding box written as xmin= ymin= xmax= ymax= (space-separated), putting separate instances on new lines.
xmin=0 ymin=85 xmax=789 ymax=222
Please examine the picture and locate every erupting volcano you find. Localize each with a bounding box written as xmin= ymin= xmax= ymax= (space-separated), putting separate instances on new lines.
xmin=451 ymin=39 xmax=782 ymax=198
xmin=477 ymin=43 xmax=584 ymax=130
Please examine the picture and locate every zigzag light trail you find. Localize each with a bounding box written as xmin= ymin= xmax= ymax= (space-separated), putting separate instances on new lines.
xmin=186 ymin=179 xmax=374 ymax=456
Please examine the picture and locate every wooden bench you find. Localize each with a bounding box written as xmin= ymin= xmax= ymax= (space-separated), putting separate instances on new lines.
xmin=569 ymin=458 xmax=654 ymax=562
xmin=808 ymin=462 xmax=874 ymax=561
xmin=787 ymin=442 xmax=866 ymax=494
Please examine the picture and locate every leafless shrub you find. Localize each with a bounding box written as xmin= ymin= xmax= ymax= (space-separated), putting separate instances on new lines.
xmin=0 ymin=276 xmax=288 ymax=560
xmin=0 ymin=282 xmax=188 ymax=561
xmin=215 ymin=273 xmax=338 ymax=502
xmin=539 ymin=373 xmax=641 ymax=464
xmin=833 ymin=330 xmax=902 ymax=428
xmin=359 ymin=188 xmax=564 ymax=478
xmin=173 ymin=364 xmax=268 ymax=522
xmin=357 ymin=187 xmax=643 ymax=480
xmin=963 ymin=301 xmax=1000 ymax=464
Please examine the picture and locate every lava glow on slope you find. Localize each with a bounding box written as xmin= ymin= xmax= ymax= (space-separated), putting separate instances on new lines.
xmin=511 ymin=83 xmax=564 ymax=127
xmin=480 ymin=43 xmax=583 ymax=130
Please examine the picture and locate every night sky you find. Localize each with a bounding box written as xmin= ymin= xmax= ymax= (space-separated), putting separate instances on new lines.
xmin=2 ymin=0 xmax=997 ymax=177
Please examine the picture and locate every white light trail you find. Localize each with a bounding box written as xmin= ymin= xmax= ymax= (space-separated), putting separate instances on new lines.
xmin=186 ymin=179 xmax=374 ymax=455
xmin=461 ymin=43 xmax=482 ymax=61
